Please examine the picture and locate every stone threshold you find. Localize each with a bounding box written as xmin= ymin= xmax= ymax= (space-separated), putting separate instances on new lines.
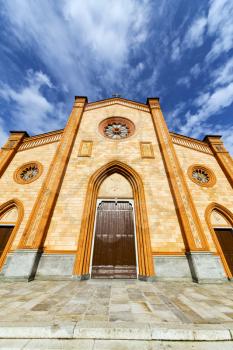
xmin=0 ymin=321 xmax=233 ymax=341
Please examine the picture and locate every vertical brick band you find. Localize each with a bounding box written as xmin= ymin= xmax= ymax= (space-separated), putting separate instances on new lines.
xmin=148 ymin=98 xmax=209 ymax=251
xmin=19 ymin=97 xmax=87 ymax=249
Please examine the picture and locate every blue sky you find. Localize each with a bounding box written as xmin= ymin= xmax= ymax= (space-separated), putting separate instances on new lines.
xmin=0 ymin=0 xmax=233 ymax=153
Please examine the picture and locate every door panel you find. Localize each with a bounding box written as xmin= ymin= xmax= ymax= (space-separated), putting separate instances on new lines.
xmin=0 ymin=226 xmax=14 ymax=257
xmin=92 ymin=201 xmax=137 ymax=278
xmin=215 ymin=228 xmax=233 ymax=275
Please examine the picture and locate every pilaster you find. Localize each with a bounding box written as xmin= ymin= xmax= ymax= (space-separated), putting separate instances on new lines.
xmin=0 ymin=131 xmax=28 ymax=178
xmin=148 ymin=97 xmax=209 ymax=253
xmin=203 ymin=135 xmax=233 ymax=189
xmin=4 ymin=96 xmax=87 ymax=280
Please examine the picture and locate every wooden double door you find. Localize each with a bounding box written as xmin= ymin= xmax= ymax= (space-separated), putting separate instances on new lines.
xmin=214 ymin=228 xmax=233 ymax=276
xmin=91 ymin=200 xmax=137 ymax=279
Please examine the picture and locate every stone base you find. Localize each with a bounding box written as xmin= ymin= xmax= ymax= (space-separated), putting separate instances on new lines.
xmin=153 ymin=255 xmax=192 ymax=280
xmin=2 ymin=249 xmax=42 ymax=281
xmin=36 ymin=253 xmax=76 ymax=280
xmin=138 ymin=275 xmax=156 ymax=282
xmin=187 ymin=252 xmax=227 ymax=283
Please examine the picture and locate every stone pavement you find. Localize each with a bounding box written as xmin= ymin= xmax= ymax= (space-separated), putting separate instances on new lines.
xmin=0 ymin=279 xmax=233 ymax=349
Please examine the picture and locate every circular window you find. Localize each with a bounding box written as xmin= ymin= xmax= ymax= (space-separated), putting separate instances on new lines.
xmin=187 ymin=165 xmax=216 ymax=187
xmin=99 ymin=117 xmax=135 ymax=140
xmin=14 ymin=161 xmax=43 ymax=184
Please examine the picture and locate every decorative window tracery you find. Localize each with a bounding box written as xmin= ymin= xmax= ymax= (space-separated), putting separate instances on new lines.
xmin=187 ymin=164 xmax=216 ymax=187
xmin=99 ymin=117 xmax=135 ymax=140
xmin=14 ymin=162 xmax=43 ymax=184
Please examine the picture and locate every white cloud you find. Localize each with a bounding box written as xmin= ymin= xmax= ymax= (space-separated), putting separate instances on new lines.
xmin=171 ymin=38 xmax=181 ymax=61
xmin=190 ymin=63 xmax=201 ymax=79
xmin=0 ymin=70 xmax=66 ymax=136
xmin=206 ymin=0 xmax=233 ymax=62
xmin=184 ymin=16 xmax=207 ymax=48
xmin=180 ymin=82 xmax=233 ymax=136
xmin=177 ymin=76 xmax=190 ymax=88
xmin=0 ymin=117 xmax=8 ymax=146
xmin=1 ymin=0 xmax=151 ymax=99
xmin=211 ymin=57 xmax=233 ymax=87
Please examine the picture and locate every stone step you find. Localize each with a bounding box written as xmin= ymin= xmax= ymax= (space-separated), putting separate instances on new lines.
xmin=0 ymin=321 xmax=232 ymax=341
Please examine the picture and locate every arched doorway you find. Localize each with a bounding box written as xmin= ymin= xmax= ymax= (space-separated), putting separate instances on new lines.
xmin=206 ymin=203 xmax=233 ymax=278
xmin=91 ymin=173 xmax=137 ymax=278
xmin=0 ymin=199 xmax=24 ymax=270
xmin=73 ymin=161 xmax=154 ymax=280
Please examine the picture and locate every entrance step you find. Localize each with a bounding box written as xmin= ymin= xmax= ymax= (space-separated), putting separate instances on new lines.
xmin=0 ymin=339 xmax=233 ymax=350
xmin=0 ymin=321 xmax=232 ymax=340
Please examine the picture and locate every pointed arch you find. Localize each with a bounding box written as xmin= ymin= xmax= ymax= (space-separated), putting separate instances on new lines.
xmin=205 ymin=202 xmax=233 ymax=278
xmin=73 ymin=160 xmax=154 ymax=279
xmin=0 ymin=199 xmax=24 ymax=270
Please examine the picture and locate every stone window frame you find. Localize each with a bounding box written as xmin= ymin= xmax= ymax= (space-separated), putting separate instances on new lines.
xmin=187 ymin=164 xmax=216 ymax=188
xmin=98 ymin=117 xmax=135 ymax=140
xmin=13 ymin=161 xmax=43 ymax=185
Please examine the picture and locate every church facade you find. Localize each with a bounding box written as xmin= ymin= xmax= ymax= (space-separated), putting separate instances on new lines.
xmin=0 ymin=96 xmax=233 ymax=282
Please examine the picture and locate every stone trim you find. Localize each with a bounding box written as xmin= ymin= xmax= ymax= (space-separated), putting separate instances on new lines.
xmin=204 ymin=136 xmax=233 ymax=189
xmin=73 ymin=160 xmax=155 ymax=278
xmin=18 ymin=97 xmax=87 ymax=251
xmin=205 ymin=203 xmax=233 ymax=279
xmin=0 ymin=199 xmax=24 ymax=271
xmin=187 ymin=164 xmax=216 ymax=188
xmin=148 ymin=98 xmax=209 ymax=251
xmin=85 ymin=98 xmax=150 ymax=113
xmin=171 ymin=133 xmax=213 ymax=155
xmin=13 ymin=161 xmax=43 ymax=185
xmin=18 ymin=131 xmax=63 ymax=152
xmin=0 ymin=132 xmax=28 ymax=178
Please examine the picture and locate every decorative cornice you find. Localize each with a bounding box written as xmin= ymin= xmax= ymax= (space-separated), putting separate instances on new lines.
xmin=18 ymin=130 xmax=63 ymax=151
xmin=85 ymin=98 xmax=150 ymax=113
xmin=171 ymin=133 xmax=213 ymax=155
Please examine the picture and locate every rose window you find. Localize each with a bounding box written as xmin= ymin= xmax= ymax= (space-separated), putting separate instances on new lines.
xmin=188 ymin=165 xmax=216 ymax=187
xmin=20 ymin=165 xmax=39 ymax=181
xmin=14 ymin=162 xmax=43 ymax=184
xmin=104 ymin=123 xmax=129 ymax=139
xmin=192 ymin=168 xmax=210 ymax=183
xmin=99 ymin=117 xmax=135 ymax=140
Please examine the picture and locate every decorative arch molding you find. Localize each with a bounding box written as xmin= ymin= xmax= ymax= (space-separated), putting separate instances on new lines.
xmin=73 ymin=160 xmax=155 ymax=279
xmin=205 ymin=202 xmax=233 ymax=278
xmin=0 ymin=199 xmax=24 ymax=270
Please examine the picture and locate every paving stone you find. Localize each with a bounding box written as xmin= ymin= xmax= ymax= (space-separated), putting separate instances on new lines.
xmin=0 ymin=279 xmax=233 ymax=342
xmin=0 ymin=339 xmax=29 ymax=350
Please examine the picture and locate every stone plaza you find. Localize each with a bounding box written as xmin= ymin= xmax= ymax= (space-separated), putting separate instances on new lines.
xmin=0 ymin=279 xmax=233 ymax=349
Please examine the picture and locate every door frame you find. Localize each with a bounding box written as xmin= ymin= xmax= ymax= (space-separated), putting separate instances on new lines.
xmin=205 ymin=202 xmax=233 ymax=279
xmin=73 ymin=160 xmax=154 ymax=279
xmin=0 ymin=199 xmax=24 ymax=270
xmin=89 ymin=198 xmax=139 ymax=278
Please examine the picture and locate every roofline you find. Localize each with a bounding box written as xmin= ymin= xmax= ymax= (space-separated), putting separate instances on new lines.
xmin=10 ymin=131 xmax=30 ymax=137
xmin=170 ymin=131 xmax=220 ymax=145
xmin=23 ymin=129 xmax=64 ymax=141
xmin=86 ymin=96 xmax=148 ymax=108
xmin=202 ymin=135 xmax=222 ymax=141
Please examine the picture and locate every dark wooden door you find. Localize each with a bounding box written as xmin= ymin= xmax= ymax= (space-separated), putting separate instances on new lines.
xmin=92 ymin=201 xmax=137 ymax=279
xmin=215 ymin=228 xmax=233 ymax=275
xmin=0 ymin=226 xmax=14 ymax=258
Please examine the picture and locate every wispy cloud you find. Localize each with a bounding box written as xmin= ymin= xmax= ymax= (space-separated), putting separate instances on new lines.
xmin=1 ymin=0 xmax=151 ymax=99
xmin=0 ymin=70 xmax=65 ymax=134
xmin=184 ymin=16 xmax=207 ymax=49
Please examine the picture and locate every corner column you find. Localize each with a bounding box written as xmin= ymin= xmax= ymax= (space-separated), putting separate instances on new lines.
xmin=3 ymin=97 xmax=87 ymax=281
xmin=148 ymin=98 xmax=226 ymax=282
xmin=204 ymin=135 xmax=233 ymax=189
xmin=0 ymin=131 xmax=28 ymax=178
